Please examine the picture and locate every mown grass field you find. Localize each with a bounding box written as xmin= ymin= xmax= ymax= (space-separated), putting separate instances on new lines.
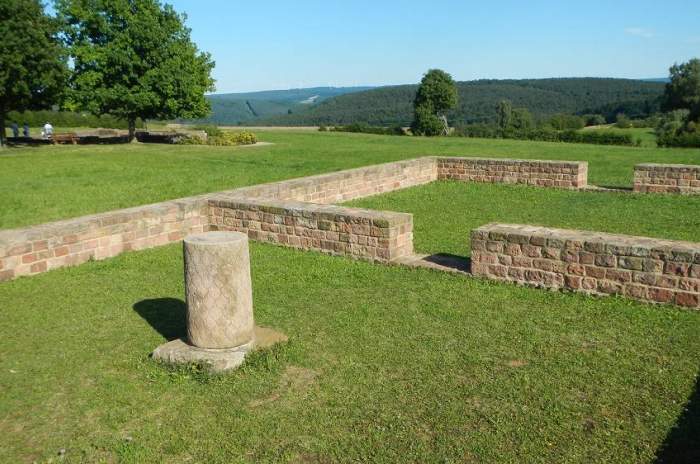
xmin=1 ymin=241 xmax=699 ymax=463
xmin=348 ymin=181 xmax=700 ymax=257
xmin=1 ymin=132 xmax=699 ymax=462
xmin=1 ymin=130 xmax=700 ymax=229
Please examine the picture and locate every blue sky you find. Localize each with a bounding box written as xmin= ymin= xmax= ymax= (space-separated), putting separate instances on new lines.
xmin=163 ymin=1 xmax=698 ymax=92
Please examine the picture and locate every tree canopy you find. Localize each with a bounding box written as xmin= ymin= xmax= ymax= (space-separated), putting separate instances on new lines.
xmin=411 ymin=69 xmax=458 ymax=136
xmin=57 ymin=0 xmax=215 ymax=139
xmin=0 ymin=0 xmax=68 ymax=146
xmin=662 ymin=58 xmax=700 ymax=122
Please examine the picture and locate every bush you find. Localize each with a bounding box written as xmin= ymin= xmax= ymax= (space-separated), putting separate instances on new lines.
xmin=583 ymin=114 xmax=607 ymax=126
xmin=657 ymin=131 xmax=700 ymax=148
xmin=615 ymin=113 xmax=632 ymax=129
xmin=547 ymin=114 xmax=585 ymax=130
xmin=191 ymin=124 xmax=223 ymax=137
xmin=178 ymin=130 xmax=257 ymax=146
xmin=331 ymin=123 xmax=405 ymax=136
xmin=453 ymin=124 xmax=634 ymax=146
xmin=654 ymin=109 xmax=700 ymax=147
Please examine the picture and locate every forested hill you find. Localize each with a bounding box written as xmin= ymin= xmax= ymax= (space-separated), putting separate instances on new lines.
xmin=192 ymin=87 xmax=373 ymax=125
xmin=256 ymin=78 xmax=665 ymax=126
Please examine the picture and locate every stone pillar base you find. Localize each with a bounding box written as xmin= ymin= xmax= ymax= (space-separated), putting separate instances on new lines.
xmin=152 ymin=326 xmax=287 ymax=373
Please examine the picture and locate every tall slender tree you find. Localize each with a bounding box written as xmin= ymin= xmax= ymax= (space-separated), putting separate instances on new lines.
xmin=57 ymin=0 xmax=216 ymax=141
xmin=0 ymin=0 xmax=67 ymax=147
xmin=496 ymin=100 xmax=513 ymax=133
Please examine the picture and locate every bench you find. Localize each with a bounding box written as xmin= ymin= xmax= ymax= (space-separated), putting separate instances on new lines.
xmin=51 ymin=133 xmax=79 ymax=145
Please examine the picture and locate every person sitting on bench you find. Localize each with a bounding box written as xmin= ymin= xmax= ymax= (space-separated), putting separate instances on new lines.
xmin=41 ymin=122 xmax=53 ymax=139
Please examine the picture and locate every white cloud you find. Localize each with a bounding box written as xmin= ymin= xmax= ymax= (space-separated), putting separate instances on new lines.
xmin=624 ymin=27 xmax=655 ymax=39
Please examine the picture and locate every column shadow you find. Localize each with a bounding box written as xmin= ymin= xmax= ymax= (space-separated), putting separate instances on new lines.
xmin=655 ymin=373 xmax=700 ymax=463
xmin=133 ymin=298 xmax=187 ymax=341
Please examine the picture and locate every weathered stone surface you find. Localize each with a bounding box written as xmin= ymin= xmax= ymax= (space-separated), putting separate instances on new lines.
xmin=437 ymin=157 xmax=588 ymax=189
xmin=152 ymin=326 xmax=288 ymax=373
xmin=471 ymin=223 xmax=700 ymax=309
xmin=184 ymin=232 xmax=255 ymax=349
xmin=634 ymin=163 xmax=700 ymax=194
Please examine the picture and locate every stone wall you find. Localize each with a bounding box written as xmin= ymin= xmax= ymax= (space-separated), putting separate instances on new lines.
xmin=437 ymin=157 xmax=588 ymax=189
xmin=222 ymin=157 xmax=438 ymax=204
xmin=0 ymin=158 xmax=433 ymax=281
xmin=0 ymin=197 xmax=209 ymax=281
xmin=209 ymin=197 xmax=413 ymax=262
xmin=471 ymin=223 xmax=700 ymax=308
xmin=634 ymin=163 xmax=700 ymax=194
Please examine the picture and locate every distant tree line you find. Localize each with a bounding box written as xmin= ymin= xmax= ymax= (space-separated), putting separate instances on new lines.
xmin=259 ymin=78 xmax=665 ymax=127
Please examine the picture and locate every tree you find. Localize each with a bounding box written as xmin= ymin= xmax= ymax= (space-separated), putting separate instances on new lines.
xmin=661 ymin=58 xmax=700 ymax=122
xmin=57 ymin=0 xmax=215 ymax=141
xmin=0 ymin=0 xmax=68 ymax=147
xmin=511 ymin=108 xmax=533 ymax=131
xmin=411 ymin=69 xmax=457 ymax=136
xmin=496 ymin=100 xmax=513 ymax=133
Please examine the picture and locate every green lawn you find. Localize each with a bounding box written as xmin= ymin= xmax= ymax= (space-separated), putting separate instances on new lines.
xmin=1 ymin=133 xmax=699 ymax=462
xmin=348 ymin=181 xmax=700 ymax=257
xmin=1 ymin=241 xmax=698 ymax=463
xmin=1 ymin=131 xmax=700 ymax=229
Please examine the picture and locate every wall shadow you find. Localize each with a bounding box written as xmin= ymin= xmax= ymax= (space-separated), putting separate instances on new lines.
xmin=655 ymin=373 xmax=700 ymax=463
xmin=133 ymin=298 xmax=187 ymax=341
xmin=423 ymin=253 xmax=471 ymax=274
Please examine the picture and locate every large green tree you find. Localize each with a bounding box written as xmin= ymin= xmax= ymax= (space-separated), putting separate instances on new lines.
xmin=411 ymin=69 xmax=457 ymax=136
xmin=0 ymin=0 xmax=67 ymax=147
xmin=57 ymin=0 xmax=215 ymax=140
xmin=661 ymin=58 xmax=700 ymax=122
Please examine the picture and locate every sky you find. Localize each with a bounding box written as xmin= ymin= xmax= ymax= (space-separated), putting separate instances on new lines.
xmin=162 ymin=1 xmax=699 ymax=93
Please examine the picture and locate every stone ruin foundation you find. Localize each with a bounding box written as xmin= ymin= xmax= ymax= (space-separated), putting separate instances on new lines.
xmin=152 ymin=231 xmax=287 ymax=372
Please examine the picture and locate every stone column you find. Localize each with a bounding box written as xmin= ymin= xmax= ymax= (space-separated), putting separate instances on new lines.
xmin=184 ymin=231 xmax=255 ymax=349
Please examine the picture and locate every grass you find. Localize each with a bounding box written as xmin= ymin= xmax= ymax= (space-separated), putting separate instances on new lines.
xmin=1 ymin=131 xmax=700 ymax=229
xmin=1 ymin=132 xmax=699 ymax=461
xmin=347 ymin=181 xmax=700 ymax=257
xmin=0 ymin=241 xmax=698 ymax=463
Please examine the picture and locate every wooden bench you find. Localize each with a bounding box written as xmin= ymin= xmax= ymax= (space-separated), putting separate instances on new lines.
xmin=51 ymin=133 xmax=79 ymax=145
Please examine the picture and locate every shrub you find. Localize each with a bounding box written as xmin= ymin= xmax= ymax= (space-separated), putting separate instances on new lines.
xmin=583 ymin=114 xmax=607 ymax=126
xmin=615 ymin=113 xmax=632 ymax=129
xmin=453 ymin=124 xmax=634 ymax=146
xmin=331 ymin=123 xmax=405 ymax=136
xmin=191 ymin=124 xmax=223 ymax=137
xmin=657 ymin=131 xmax=700 ymax=148
xmin=178 ymin=130 xmax=257 ymax=146
xmin=548 ymin=114 xmax=585 ymax=130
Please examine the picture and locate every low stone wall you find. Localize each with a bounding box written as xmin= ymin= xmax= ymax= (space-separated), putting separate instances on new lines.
xmin=437 ymin=157 xmax=588 ymax=189
xmin=471 ymin=223 xmax=700 ymax=308
xmin=634 ymin=163 xmax=700 ymax=194
xmin=0 ymin=158 xmax=433 ymax=281
xmin=208 ymin=197 xmax=413 ymax=262
xmin=0 ymin=198 xmax=209 ymax=281
xmin=223 ymin=157 xmax=438 ymax=204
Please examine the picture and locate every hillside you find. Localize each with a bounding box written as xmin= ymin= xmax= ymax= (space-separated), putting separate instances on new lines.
xmin=257 ymin=78 xmax=665 ymax=126
xmin=190 ymin=87 xmax=373 ymax=125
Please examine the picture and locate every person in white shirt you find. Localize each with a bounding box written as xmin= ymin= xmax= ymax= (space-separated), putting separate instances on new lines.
xmin=42 ymin=122 xmax=54 ymax=139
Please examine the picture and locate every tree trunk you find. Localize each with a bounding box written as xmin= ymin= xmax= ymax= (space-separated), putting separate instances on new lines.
xmin=0 ymin=108 xmax=6 ymax=149
xmin=128 ymin=117 xmax=136 ymax=142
